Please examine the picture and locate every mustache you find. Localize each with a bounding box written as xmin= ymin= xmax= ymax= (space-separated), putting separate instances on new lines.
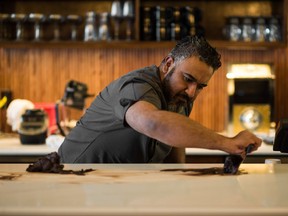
xmin=178 ymin=93 xmax=193 ymax=102
xmin=168 ymin=93 xmax=194 ymax=114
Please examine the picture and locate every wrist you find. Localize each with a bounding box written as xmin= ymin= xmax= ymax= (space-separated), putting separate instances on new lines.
xmin=215 ymin=134 xmax=231 ymax=153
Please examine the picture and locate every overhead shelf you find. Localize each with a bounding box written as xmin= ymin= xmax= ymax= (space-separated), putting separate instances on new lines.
xmin=0 ymin=0 xmax=286 ymax=50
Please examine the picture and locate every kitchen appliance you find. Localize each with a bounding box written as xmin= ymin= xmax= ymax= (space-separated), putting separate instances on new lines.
xmin=273 ymin=119 xmax=288 ymax=153
xmin=61 ymin=80 xmax=93 ymax=110
xmin=233 ymin=104 xmax=271 ymax=133
xmin=227 ymin=64 xmax=275 ymax=134
xmin=56 ymin=80 xmax=94 ymax=136
xmin=18 ymin=109 xmax=48 ymax=144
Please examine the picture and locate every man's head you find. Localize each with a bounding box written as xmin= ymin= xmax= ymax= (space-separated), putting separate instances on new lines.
xmin=168 ymin=35 xmax=221 ymax=71
xmin=160 ymin=35 xmax=221 ymax=111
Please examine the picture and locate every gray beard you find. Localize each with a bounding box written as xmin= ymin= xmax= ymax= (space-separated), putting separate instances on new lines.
xmin=168 ymin=102 xmax=193 ymax=116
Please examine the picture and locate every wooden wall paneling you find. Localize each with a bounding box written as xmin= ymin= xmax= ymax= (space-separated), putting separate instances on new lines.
xmin=189 ymin=50 xmax=227 ymax=132
xmin=1 ymin=46 xmax=288 ymax=134
xmin=274 ymin=48 xmax=288 ymax=122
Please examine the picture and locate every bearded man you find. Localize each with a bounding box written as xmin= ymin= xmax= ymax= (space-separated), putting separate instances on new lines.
xmin=58 ymin=35 xmax=262 ymax=163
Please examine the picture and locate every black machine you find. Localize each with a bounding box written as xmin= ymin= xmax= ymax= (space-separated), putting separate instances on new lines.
xmin=18 ymin=109 xmax=48 ymax=144
xmin=61 ymin=80 xmax=93 ymax=110
xmin=56 ymin=80 xmax=94 ymax=136
xmin=273 ymin=119 xmax=288 ymax=153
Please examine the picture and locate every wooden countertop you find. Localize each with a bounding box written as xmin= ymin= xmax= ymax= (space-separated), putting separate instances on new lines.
xmin=0 ymin=163 xmax=288 ymax=216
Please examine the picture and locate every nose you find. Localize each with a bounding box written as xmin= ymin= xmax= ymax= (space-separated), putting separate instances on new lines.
xmin=185 ymin=82 xmax=198 ymax=98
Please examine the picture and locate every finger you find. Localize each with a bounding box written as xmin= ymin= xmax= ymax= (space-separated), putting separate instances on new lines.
xmin=246 ymin=144 xmax=254 ymax=153
xmin=250 ymin=142 xmax=261 ymax=152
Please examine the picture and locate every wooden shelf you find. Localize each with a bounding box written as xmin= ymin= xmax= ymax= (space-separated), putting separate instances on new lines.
xmin=0 ymin=40 xmax=286 ymax=50
xmin=0 ymin=0 xmax=286 ymax=50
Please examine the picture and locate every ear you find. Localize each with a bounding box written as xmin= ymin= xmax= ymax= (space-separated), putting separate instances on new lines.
xmin=163 ymin=56 xmax=174 ymax=74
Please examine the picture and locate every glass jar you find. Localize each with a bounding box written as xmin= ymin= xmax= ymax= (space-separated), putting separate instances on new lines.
xmin=241 ymin=17 xmax=254 ymax=42
xmin=268 ymin=17 xmax=281 ymax=42
xmin=255 ymin=17 xmax=268 ymax=42
xmin=98 ymin=12 xmax=110 ymax=41
xmin=84 ymin=11 xmax=97 ymax=41
xmin=224 ymin=17 xmax=241 ymax=41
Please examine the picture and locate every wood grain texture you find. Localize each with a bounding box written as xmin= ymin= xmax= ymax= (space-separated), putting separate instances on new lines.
xmin=0 ymin=47 xmax=287 ymax=133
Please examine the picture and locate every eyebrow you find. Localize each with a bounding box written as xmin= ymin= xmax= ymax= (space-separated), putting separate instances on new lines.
xmin=184 ymin=73 xmax=208 ymax=88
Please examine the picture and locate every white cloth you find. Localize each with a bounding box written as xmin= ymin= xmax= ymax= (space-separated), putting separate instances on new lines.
xmin=6 ymin=99 xmax=35 ymax=131
xmin=45 ymin=134 xmax=65 ymax=149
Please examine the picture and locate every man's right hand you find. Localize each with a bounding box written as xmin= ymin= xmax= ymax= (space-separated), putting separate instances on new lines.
xmin=223 ymin=130 xmax=262 ymax=155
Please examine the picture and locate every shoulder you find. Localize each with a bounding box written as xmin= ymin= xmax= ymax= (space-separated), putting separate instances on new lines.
xmin=118 ymin=65 xmax=161 ymax=89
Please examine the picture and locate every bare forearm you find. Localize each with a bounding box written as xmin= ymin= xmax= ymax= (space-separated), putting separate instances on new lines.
xmin=144 ymin=110 xmax=227 ymax=150
xmin=125 ymin=101 xmax=262 ymax=155
xmin=126 ymin=101 xmax=227 ymax=151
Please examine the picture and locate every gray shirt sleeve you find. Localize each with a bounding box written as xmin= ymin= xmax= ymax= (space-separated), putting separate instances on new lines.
xmin=113 ymin=82 xmax=162 ymax=124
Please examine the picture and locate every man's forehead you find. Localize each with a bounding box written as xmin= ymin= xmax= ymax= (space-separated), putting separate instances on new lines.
xmin=177 ymin=57 xmax=214 ymax=80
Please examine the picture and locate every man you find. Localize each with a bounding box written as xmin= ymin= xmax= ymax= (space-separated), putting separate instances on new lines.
xmin=58 ymin=35 xmax=262 ymax=163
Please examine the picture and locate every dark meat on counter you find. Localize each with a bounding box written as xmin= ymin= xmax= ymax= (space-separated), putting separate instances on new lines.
xmin=26 ymin=152 xmax=94 ymax=175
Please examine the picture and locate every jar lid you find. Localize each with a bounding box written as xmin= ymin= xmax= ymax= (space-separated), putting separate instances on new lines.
xmin=242 ymin=17 xmax=253 ymax=24
xmin=256 ymin=17 xmax=266 ymax=24
xmin=229 ymin=17 xmax=240 ymax=24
